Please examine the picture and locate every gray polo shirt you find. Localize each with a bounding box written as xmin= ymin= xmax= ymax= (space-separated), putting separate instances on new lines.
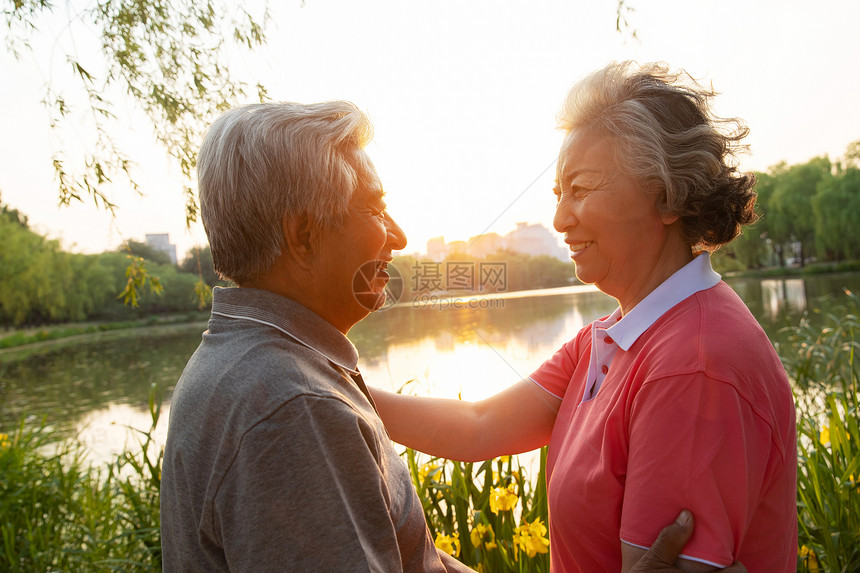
xmin=161 ymin=287 xmax=456 ymax=572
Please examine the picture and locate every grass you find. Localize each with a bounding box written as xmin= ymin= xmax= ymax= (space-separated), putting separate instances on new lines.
xmin=726 ymin=259 xmax=860 ymax=279
xmin=2 ymin=295 xmax=860 ymax=571
xmin=0 ymin=312 xmax=209 ymax=350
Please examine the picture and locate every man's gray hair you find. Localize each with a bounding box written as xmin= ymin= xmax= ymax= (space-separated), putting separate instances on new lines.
xmin=197 ymin=101 xmax=373 ymax=284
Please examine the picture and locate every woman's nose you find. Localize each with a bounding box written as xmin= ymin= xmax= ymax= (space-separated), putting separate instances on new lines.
xmin=553 ymin=201 xmax=578 ymax=233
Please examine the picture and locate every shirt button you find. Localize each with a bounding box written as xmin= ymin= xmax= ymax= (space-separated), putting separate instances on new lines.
xmin=604 ymin=336 xmax=614 ymax=344
xmin=601 ymin=365 xmax=609 ymax=374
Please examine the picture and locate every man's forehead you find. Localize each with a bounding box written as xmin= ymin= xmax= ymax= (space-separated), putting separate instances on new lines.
xmin=361 ymin=160 xmax=384 ymax=198
xmin=348 ymin=147 xmax=382 ymax=189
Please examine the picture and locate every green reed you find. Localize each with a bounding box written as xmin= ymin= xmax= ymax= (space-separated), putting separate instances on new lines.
xmin=785 ymin=290 xmax=860 ymax=572
xmin=404 ymin=447 xmax=549 ymax=572
xmin=0 ymin=387 xmax=162 ymax=572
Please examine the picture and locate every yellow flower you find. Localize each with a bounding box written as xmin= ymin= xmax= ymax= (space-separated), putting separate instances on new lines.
xmin=470 ymin=523 xmax=497 ymax=550
xmin=419 ymin=462 xmax=440 ymax=482
xmin=498 ymin=455 xmax=510 ymax=464
xmin=0 ymin=433 xmax=9 ymax=448
xmin=513 ymin=518 xmax=550 ymax=559
xmin=435 ymin=532 xmax=460 ymax=557
xmin=799 ymin=545 xmax=820 ymax=572
xmin=820 ymin=425 xmax=830 ymax=445
xmin=489 ymin=484 xmax=518 ymax=514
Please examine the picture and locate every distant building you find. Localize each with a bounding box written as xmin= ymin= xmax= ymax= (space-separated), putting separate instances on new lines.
xmin=505 ymin=222 xmax=568 ymax=261
xmin=466 ymin=232 xmax=505 ymax=258
xmin=425 ymin=223 xmax=567 ymax=261
xmin=145 ymin=233 xmax=178 ymax=264
xmin=446 ymin=240 xmax=468 ymax=255
xmin=426 ymin=236 xmax=449 ymax=261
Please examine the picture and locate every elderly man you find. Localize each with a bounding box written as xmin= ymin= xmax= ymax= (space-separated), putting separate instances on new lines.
xmin=159 ymin=100 xmax=469 ymax=572
xmin=159 ymin=101 xmax=741 ymax=572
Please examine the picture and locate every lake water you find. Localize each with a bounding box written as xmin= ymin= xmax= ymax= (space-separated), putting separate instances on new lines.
xmin=1 ymin=272 xmax=858 ymax=466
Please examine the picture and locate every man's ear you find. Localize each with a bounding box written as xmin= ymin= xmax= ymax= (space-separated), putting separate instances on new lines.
xmin=281 ymin=213 xmax=318 ymax=269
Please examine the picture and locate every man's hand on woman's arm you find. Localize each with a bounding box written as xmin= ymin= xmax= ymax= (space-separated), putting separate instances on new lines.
xmin=629 ymin=511 xmax=747 ymax=573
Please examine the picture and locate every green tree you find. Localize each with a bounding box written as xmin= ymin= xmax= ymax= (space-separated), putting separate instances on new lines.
xmin=0 ymin=211 xmax=77 ymax=327
xmin=134 ymin=263 xmax=201 ymax=314
xmin=119 ymin=239 xmax=172 ymax=266
xmin=4 ymin=0 xmax=269 ymax=220
xmin=4 ymin=0 xmax=270 ymax=306
xmin=751 ymin=169 xmax=788 ymax=267
xmin=179 ymin=245 xmax=221 ymax=287
xmin=485 ymin=251 xmax=576 ymax=292
xmin=711 ymin=220 xmax=769 ymax=273
xmin=0 ymin=193 xmax=29 ymax=228
xmin=843 ymin=139 xmax=860 ymax=168
xmin=812 ymin=167 xmax=860 ymax=262
xmin=768 ymin=157 xmax=831 ymax=267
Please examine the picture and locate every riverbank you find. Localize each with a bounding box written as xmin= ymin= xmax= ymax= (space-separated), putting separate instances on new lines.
xmin=724 ymin=258 xmax=860 ymax=279
xmin=0 ymin=311 xmax=210 ymax=352
xmin=5 ymin=261 xmax=859 ymax=352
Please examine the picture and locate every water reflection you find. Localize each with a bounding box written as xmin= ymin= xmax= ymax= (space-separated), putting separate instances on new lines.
xmin=352 ymin=288 xmax=617 ymax=402
xmin=1 ymin=273 xmax=858 ymax=464
xmin=0 ymin=324 xmax=203 ymax=462
xmin=76 ymin=402 xmax=171 ymax=467
xmin=724 ymin=272 xmax=859 ymax=340
xmin=761 ymin=279 xmax=808 ymax=319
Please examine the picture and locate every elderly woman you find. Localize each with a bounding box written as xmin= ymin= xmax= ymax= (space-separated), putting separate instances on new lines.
xmin=371 ymin=62 xmax=796 ymax=572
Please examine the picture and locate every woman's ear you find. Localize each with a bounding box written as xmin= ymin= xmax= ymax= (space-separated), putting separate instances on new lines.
xmin=650 ymin=184 xmax=680 ymax=226
xmin=659 ymin=209 xmax=680 ymax=226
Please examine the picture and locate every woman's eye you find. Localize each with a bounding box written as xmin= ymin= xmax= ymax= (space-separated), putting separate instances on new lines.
xmin=563 ymin=186 xmax=588 ymax=200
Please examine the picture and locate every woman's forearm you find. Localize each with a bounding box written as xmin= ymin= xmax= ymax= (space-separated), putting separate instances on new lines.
xmin=371 ymin=388 xmax=486 ymax=460
xmin=370 ymin=379 xmax=560 ymax=462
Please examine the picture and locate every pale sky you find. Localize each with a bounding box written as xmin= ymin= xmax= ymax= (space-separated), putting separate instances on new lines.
xmin=1 ymin=0 xmax=858 ymax=262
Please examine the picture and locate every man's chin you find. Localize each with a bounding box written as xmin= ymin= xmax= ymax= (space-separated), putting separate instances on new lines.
xmin=354 ymin=291 xmax=387 ymax=312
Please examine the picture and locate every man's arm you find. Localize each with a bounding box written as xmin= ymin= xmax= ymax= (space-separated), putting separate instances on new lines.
xmin=628 ymin=511 xmax=747 ymax=573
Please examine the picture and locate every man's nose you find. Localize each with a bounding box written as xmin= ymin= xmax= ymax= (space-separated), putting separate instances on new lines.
xmin=385 ymin=213 xmax=407 ymax=251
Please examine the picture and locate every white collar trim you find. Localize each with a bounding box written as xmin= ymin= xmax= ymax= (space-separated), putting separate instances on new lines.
xmin=607 ymin=254 xmax=720 ymax=351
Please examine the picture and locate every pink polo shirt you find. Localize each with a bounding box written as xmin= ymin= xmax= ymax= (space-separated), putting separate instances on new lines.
xmin=529 ymin=255 xmax=797 ymax=572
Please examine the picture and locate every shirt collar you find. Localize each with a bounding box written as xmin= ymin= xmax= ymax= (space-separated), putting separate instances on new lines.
xmin=607 ymin=253 xmax=720 ymax=351
xmin=210 ymin=286 xmax=360 ymax=375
